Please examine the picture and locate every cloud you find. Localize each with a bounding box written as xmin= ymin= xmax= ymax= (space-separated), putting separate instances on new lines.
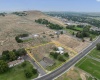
xmin=96 ymin=0 xmax=100 ymax=2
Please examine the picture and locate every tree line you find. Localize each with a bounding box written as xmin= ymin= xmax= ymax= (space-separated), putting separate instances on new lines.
xmin=35 ymin=19 xmax=63 ymax=30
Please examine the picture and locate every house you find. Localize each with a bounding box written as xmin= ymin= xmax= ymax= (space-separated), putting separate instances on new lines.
xmin=8 ymin=59 xmax=24 ymax=68
xmin=90 ymin=27 xmax=100 ymax=32
xmin=56 ymin=47 xmax=64 ymax=55
xmin=56 ymin=51 xmax=64 ymax=54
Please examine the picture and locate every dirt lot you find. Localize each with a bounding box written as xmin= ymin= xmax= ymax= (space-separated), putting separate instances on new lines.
xmin=54 ymin=34 xmax=90 ymax=53
xmin=28 ymin=43 xmax=56 ymax=61
xmin=0 ymin=11 xmax=65 ymax=54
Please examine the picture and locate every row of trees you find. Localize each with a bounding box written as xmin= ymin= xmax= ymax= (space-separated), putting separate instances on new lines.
xmin=35 ymin=19 xmax=63 ymax=30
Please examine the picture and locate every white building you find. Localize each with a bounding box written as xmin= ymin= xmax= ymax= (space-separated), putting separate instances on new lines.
xmin=56 ymin=47 xmax=64 ymax=55
xmin=8 ymin=59 xmax=24 ymax=68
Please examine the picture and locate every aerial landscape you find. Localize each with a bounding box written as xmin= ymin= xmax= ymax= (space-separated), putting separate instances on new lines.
xmin=0 ymin=0 xmax=100 ymax=80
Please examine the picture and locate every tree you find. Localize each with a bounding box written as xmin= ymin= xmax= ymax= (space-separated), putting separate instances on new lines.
xmin=90 ymin=37 xmax=93 ymax=41
xmin=2 ymin=50 xmax=10 ymax=61
xmin=16 ymin=48 xmax=27 ymax=56
xmin=0 ymin=60 xmax=9 ymax=74
xmin=61 ymin=31 xmax=63 ymax=34
xmin=8 ymin=51 xmax=16 ymax=61
xmin=15 ymin=36 xmax=23 ymax=43
xmin=24 ymin=70 xmax=32 ymax=78
xmin=32 ymin=68 xmax=37 ymax=74
xmin=72 ymin=32 xmax=75 ymax=35
xmin=64 ymin=52 xmax=69 ymax=57
xmin=57 ymin=55 xmax=66 ymax=62
xmin=96 ymin=43 xmax=100 ymax=50
xmin=50 ymin=52 xmax=59 ymax=59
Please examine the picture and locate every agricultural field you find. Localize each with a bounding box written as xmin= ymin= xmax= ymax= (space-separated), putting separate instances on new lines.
xmin=76 ymin=48 xmax=100 ymax=79
xmin=0 ymin=61 xmax=38 ymax=80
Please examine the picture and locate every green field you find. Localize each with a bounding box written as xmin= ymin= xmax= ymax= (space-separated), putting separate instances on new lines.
xmin=76 ymin=49 xmax=100 ymax=79
xmin=88 ymin=48 xmax=100 ymax=59
xmin=74 ymin=26 xmax=83 ymax=31
xmin=65 ymin=28 xmax=77 ymax=34
xmin=0 ymin=61 xmax=38 ymax=80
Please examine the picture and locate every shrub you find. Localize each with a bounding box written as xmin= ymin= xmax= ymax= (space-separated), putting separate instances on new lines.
xmin=0 ymin=60 xmax=9 ymax=74
xmin=96 ymin=43 xmax=100 ymax=50
xmin=50 ymin=52 xmax=59 ymax=59
xmin=64 ymin=52 xmax=69 ymax=57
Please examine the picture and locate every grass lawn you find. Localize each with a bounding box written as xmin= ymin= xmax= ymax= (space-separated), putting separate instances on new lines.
xmin=65 ymin=28 xmax=77 ymax=34
xmin=74 ymin=26 xmax=83 ymax=31
xmin=0 ymin=61 xmax=38 ymax=80
xmin=87 ymin=77 xmax=93 ymax=80
xmin=76 ymin=49 xmax=100 ymax=79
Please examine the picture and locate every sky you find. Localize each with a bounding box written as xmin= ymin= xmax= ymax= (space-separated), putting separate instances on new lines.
xmin=0 ymin=0 xmax=100 ymax=12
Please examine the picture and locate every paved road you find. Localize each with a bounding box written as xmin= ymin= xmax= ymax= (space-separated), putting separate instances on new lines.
xmin=23 ymin=55 xmax=46 ymax=76
xmin=35 ymin=36 xmax=100 ymax=80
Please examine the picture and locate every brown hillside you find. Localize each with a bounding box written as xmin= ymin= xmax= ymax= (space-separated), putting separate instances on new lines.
xmin=0 ymin=11 xmax=65 ymax=54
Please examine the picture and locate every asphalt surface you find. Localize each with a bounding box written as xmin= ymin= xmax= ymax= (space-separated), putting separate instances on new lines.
xmin=35 ymin=36 xmax=100 ymax=80
xmin=23 ymin=55 xmax=46 ymax=76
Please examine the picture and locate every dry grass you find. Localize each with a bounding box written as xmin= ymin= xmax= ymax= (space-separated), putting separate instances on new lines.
xmin=0 ymin=11 xmax=65 ymax=54
xmin=29 ymin=43 xmax=56 ymax=61
xmin=56 ymin=67 xmax=82 ymax=80
xmin=54 ymin=34 xmax=90 ymax=53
